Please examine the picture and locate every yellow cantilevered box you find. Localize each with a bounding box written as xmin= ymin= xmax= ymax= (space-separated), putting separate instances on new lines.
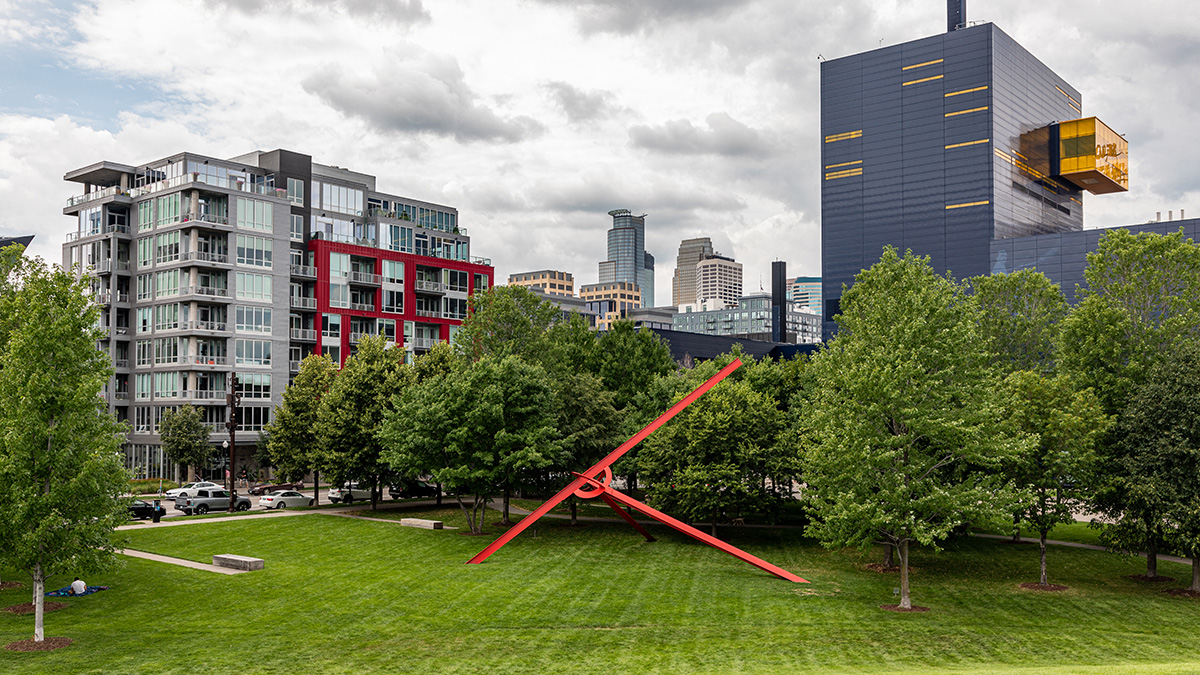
xmin=1054 ymin=117 xmax=1128 ymax=194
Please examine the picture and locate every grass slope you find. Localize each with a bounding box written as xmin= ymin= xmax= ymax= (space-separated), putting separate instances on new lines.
xmin=2 ymin=510 xmax=1198 ymax=675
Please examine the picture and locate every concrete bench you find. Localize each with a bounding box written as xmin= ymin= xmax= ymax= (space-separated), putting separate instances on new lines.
xmin=212 ymin=554 xmax=264 ymax=571
xmin=400 ymin=518 xmax=443 ymax=530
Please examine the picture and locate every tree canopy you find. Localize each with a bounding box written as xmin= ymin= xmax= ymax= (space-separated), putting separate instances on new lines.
xmin=971 ymin=269 xmax=1068 ymax=375
xmin=453 ymin=285 xmax=559 ymax=363
xmin=158 ymin=404 xmax=215 ymax=482
xmin=266 ymin=353 xmax=337 ymax=491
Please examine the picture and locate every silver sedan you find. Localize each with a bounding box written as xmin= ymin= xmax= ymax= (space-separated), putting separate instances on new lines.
xmin=257 ymin=490 xmax=313 ymax=509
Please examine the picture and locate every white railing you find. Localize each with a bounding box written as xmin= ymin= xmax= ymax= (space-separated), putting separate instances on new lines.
xmin=128 ymin=173 xmax=287 ymax=200
xmin=181 ymin=390 xmax=225 ymax=400
xmin=350 ymin=302 xmax=374 ymax=312
xmin=182 ymin=320 xmax=227 ymax=332
xmin=348 ymin=271 xmax=382 ymax=285
xmin=181 ymin=286 xmax=230 ymax=298
xmin=66 ymin=185 xmax=131 ymax=207
xmin=181 ymin=211 xmax=230 ymax=226
xmin=289 ymin=360 xmax=301 ymax=372
xmin=414 ymin=308 xmax=438 ymax=318
xmin=290 ymin=328 xmax=317 ymax=341
xmin=290 ymin=297 xmax=317 ymax=310
xmin=290 ymin=264 xmax=316 ymax=277
xmin=182 ymin=251 xmax=229 ymax=264
xmin=410 ymin=337 xmax=436 ymax=349
xmin=414 ymin=280 xmax=444 ymax=293
xmin=187 ymin=355 xmax=228 ymax=366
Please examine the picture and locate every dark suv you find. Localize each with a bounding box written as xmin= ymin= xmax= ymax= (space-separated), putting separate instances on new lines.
xmin=388 ymin=480 xmax=440 ymax=500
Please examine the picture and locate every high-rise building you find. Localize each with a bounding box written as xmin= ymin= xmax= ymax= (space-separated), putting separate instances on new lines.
xmin=695 ymin=255 xmax=742 ymax=309
xmin=821 ymin=2 xmax=1128 ymax=337
xmin=673 ymin=294 xmax=821 ymax=345
xmin=787 ymin=276 xmax=822 ymax=316
xmin=579 ymin=280 xmax=641 ymax=331
xmin=598 ymin=209 xmax=651 ymax=307
xmin=0 ymin=234 xmax=35 ymax=250
xmin=61 ymin=148 xmax=494 ymax=480
xmin=508 ymin=269 xmax=574 ymax=296
xmin=672 ymin=237 xmax=714 ymax=306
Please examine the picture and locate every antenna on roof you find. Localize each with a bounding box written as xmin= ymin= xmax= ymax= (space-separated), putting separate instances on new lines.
xmin=948 ymin=0 xmax=966 ymax=32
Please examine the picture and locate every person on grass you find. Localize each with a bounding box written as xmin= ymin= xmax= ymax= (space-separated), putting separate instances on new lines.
xmin=69 ymin=578 xmax=86 ymax=596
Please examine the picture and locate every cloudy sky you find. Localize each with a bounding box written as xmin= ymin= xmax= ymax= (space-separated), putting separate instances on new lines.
xmin=2 ymin=0 xmax=1198 ymax=301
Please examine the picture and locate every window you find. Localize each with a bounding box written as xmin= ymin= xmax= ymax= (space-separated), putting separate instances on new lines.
xmin=236 ymin=305 xmax=272 ymax=334
xmin=154 ymin=304 xmax=181 ymax=331
xmin=137 ymin=237 xmax=153 ymax=268
xmin=236 ymin=235 xmax=272 ymax=267
xmin=154 ymin=371 xmax=180 ymax=398
xmin=317 ymin=182 xmax=364 ymax=216
xmin=286 ymin=178 xmax=304 ymax=206
xmin=155 ymin=269 xmax=180 ymax=298
xmin=136 ymin=340 xmax=152 ymax=366
xmin=322 ymin=314 xmax=341 ymax=338
xmin=134 ymin=406 xmax=152 ymax=433
xmin=290 ymin=214 xmax=304 ymax=241
xmin=135 ymin=374 xmax=152 ymax=400
xmin=329 ymin=252 xmax=349 ymax=278
xmin=136 ymin=307 xmax=153 ymax=334
xmin=473 ymin=273 xmax=488 ymax=293
xmin=137 ymin=274 xmax=153 ymax=300
xmin=155 ymin=193 xmax=182 ymax=227
xmin=236 ymin=198 xmax=272 ymax=231
xmin=445 ymin=269 xmax=468 ymax=292
xmin=236 ymin=272 xmax=272 ymax=301
xmin=386 ymin=224 xmax=413 ymax=253
xmin=329 ymin=282 xmax=349 ymax=309
xmin=137 ymin=201 xmax=154 ymax=232
xmin=379 ymin=318 xmax=396 ymax=341
xmin=383 ymin=290 xmax=403 ymax=314
xmin=444 ymin=297 xmax=467 ymax=319
xmin=153 ymin=337 xmax=180 ymax=365
xmin=155 ymin=231 xmax=180 ymax=264
xmin=238 ymin=372 xmax=271 ymax=399
xmin=237 ymin=406 xmax=271 ymax=432
xmin=235 ymin=339 xmax=272 ymax=366
xmin=383 ymin=260 xmax=403 ymax=284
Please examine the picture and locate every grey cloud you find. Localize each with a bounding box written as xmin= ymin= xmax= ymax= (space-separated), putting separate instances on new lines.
xmin=530 ymin=0 xmax=751 ymax=34
xmin=206 ymin=0 xmax=430 ymax=23
xmin=542 ymin=81 xmax=625 ymax=125
xmin=302 ymin=55 xmax=544 ymax=143
xmin=535 ymin=176 xmax=745 ymax=215
xmin=629 ymin=113 xmax=771 ymax=157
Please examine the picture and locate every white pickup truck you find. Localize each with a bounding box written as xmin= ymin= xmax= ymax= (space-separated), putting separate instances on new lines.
xmin=328 ymin=483 xmax=378 ymax=504
xmin=174 ymin=488 xmax=251 ymax=515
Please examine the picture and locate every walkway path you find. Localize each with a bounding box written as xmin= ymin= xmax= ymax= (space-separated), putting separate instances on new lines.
xmin=116 ymin=549 xmax=246 ymax=575
xmin=971 ymin=533 xmax=1193 ymax=567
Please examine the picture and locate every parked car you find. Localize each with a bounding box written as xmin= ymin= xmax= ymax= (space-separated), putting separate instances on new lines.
xmin=248 ymin=481 xmax=305 ymax=496
xmin=388 ymin=480 xmax=440 ymax=501
xmin=164 ymin=481 xmax=221 ymax=499
xmin=127 ymin=499 xmax=166 ymax=520
xmin=174 ymin=488 xmax=251 ymax=515
xmin=328 ymin=483 xmax=376 ymax=504
xmin=258 ymin=490 xmax=313 ymax=509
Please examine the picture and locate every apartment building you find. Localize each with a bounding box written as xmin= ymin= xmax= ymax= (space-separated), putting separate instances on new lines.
xmin=695 ymin=254 xmax=742 ymax=309
xmin=62 ymin=149 xmax=493 ymax=480
xmin=508 ymin=269 xmax=574 ymax=296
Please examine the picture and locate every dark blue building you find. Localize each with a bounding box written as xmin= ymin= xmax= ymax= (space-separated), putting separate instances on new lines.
xmin=820 ymin=5 xmax=1132 ymax=337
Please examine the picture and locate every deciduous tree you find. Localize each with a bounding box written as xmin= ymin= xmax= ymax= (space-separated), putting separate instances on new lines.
xmin=266 ymin=353 xmax=336 ymax=503
xmin=971 ymin=269 xmax=1068 ymax=375
xmin=158 ymin=404 xmax=214 ymax=483
xmin=0 ymin=258 xmax=129 ymax=642
xmin=800 ymin=247 xmax=1019 ymax=610
xmin=453 ymin=285 xmax=559 ymax=363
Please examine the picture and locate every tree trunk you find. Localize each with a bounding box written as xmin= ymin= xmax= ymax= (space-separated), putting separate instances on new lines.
xmin=313 ymin=470 xmax=320 ymax=506
xmin=33 ymin=564 xmax=45 ymax=642
xmin=1012 ymin=514 xmax=1022 ymax=542
xmin=1191 ymin=556 xmax=1200 ymax=593
xmin=899 ymin=540 xmax=911 ymax=609
xmin=502 ymin=489 xmax=511 ymax=525
xmin=436 ymin=483 xmax=442 ymax=506
xmin=1147 ymin=537 xmax=1159 ymax=579
xmin=711 ymin=508 xmax=718 ymax=537
xmin=1039 ymin=528 xmax=1049 ymax=586
xmin=570 ymin=498 xmax=578 ymax=526
xmin=883 ymin=543 xmax=894 ymax=567
xmin=478 ymin=495 xmax=487 ymax=534
xmin=455 ymin=494 xmax=475 ymax=534
xmin=370 ymin=474 xmax=379 ymax=511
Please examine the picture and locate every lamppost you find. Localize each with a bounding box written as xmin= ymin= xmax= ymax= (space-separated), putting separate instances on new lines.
xmin=225 ymin=373 xmax=241 ymax=513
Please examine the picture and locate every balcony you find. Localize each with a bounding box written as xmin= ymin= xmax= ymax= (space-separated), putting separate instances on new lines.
xmin=65 ymin=185 xmax=133 ymax=209
xmin=290 ymin=328 xmax=317 ymax=342
xmin=310 ymin=231 xmax=377 ymax=248
xmin=414 ymin=308 xmax=439 ymax=318
xmin=348 ymin=270 xmax=382 ymax=285
xmin=414 ymin=280 xmax=444 ymax=294
xmin=182 ymin=251 xmax=230 ymax=265
xmin=470 ymin=256 xmax=492 ymax=266
xmin=410 ymin=337 xmax=436 ymax=350
xmin=128 ymin=172 xmax=287 ymax=201
xmin=350 ymin=301 xmax=375 ymax=312
xmin=114 ymin=359 xmax=129 ymax=369
xmin=181 ymin=211 xmax=231 ymax=227
xmin=289 ymin=360 xmax=301 ymax=372
xmin=87 ymin=260 xmax=132 ymax=275
xmin=181 ymin=320 xmax=227 ymax=332
xmin=180 ymin=390 xmax=226 ymax=401
xmin=113 ymin=391 xmax=130 ymax=401
xmin=186 ymin=355 xmax=229 ymax=366
xmin=181 ymin=286 xmax=232 ymax=301
xmin=290 ymin=264 xmax=316 ymax=278
xmin=290 ymin=296 xmax=317 ymax=310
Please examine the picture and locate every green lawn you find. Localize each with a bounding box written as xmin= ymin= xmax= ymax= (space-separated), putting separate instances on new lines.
xmin=2 ymin=510 xmax=1199 ymax=674
xmin=974 ymin=520 xmax=1107 ymax=547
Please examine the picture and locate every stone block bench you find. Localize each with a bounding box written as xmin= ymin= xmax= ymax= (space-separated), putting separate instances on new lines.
xmin=400 ymin=518 xmax=443 ymax=530
xmin=213 ymin=554 xmax=264 ymax=571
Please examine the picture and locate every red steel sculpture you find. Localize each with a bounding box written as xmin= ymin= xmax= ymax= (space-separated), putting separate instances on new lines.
xmin=467 ymin=358 xmax=808 ymax=583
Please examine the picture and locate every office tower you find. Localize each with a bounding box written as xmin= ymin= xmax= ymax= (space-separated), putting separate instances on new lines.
xmin=508 ymin=269 xmax=574 ymax=296
xmin=598 ymin=209 xmax=650 ymax=307
xmin=695 ymin=254 xmax=742 ymax=309
xmin=61 ymin=148 xmax=494 ymax=480
xmin=787 ymin=276 xmax=822 ymax=316
xmin=641 ymin=251 xmax=655 ymax=308
xmin=821 ymin=4 xmax=1127 ymax=337
xmin=672 ymin=237 xmax=714 ymax=306
xmin=579 ymin=280 xmax=641 ymax=331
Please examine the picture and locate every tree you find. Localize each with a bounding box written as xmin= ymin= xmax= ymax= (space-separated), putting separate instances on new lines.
xmin=641 ymin=358 xmax=796 ymax=534
xmin=381 ymin=355 xmax=559 ymax=533
xmin=453 ymin=285 xmax=559 ymax=363
xmin=594 ymin=320 xmax=676 ymax=412
xmin=800 ymin=247 xmax=1020 ymax=610
xmin=317 ymin=335 xmax=407 ymax=510
xmin=266 ymin=353 xmax=336 ymax=504
xmin=1112 ymin=343 xmax=1200 ymax=590
xmin=0 ymin=257 xmax=129 ymax=643
xmin=1001 ymin=371 xmax=1109 ymax=586
xmin=971 ymin=269 xmax=1068 ymax=375
xmin=1058 ymin=229 xmax=1200 ymax=576
xmin=548 ymin=371 xmax=622 ymax=526
xmin=158 ymin=404 xmax=214 ymax=482
xmin=541 ymin=311 xmax=599 ymax=376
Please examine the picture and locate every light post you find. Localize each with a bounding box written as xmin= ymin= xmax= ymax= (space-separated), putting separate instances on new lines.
xmin=225 ymin=373 xmax=241 ymax=513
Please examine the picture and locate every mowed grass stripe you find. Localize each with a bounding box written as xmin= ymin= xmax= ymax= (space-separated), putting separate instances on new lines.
xmin=2 ymin=514 xmax=1199 ymax=674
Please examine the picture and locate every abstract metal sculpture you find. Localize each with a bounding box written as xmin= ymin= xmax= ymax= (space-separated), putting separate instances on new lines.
xmin=467 ymin=359 xmax=808 ymax=583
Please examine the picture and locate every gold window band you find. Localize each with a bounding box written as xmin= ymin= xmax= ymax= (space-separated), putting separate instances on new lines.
xmin=945 ymin=85 xmax=988 ymax=97
xmin=902 ymin=74 xmax=944 ymax=87
xmin=824 ymin=130 xmax=863 ymax=143
xmin=825 ymin=168 xmax=863 ymax=180
xmin=945 ymin=106 xmax=988 ymax=117
xmin=946 ymin=200 xmax=990 ymax=210
xmin=945 ymin=138 xmax=989 ymax=149
xmin=902 ymin=58 xmax=944 ymax=71
xmin=824 ymin=160 xmax=863 ymax=169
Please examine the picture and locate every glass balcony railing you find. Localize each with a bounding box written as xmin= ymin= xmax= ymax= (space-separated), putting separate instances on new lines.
xmin=68 ymin=223 xmax=132 ymax=242
xmin=290 ymin=297 xmax=317 ymax=310
xmin=289 ymin=328 xmax=317 ymax=341
xmin=182 ymin=251 xmax=230 ymax=264
xmin=290 ymin=264 xmax=316 ymax=278
xmin=66 ymin=185 xmax=131 ymax=207
xmin=348 ymin=271 xmax=382 ymax=285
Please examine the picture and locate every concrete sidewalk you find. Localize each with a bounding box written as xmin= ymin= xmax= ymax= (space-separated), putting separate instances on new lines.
xmin=117 ymin=549 xmax=247 ymax=575
xmin=971 ymin=533 xmax=1193 ymax=567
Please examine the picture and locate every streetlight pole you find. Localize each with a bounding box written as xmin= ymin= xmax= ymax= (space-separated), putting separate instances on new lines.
xmin=225 ymin=373 xmax=241 ymax=513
